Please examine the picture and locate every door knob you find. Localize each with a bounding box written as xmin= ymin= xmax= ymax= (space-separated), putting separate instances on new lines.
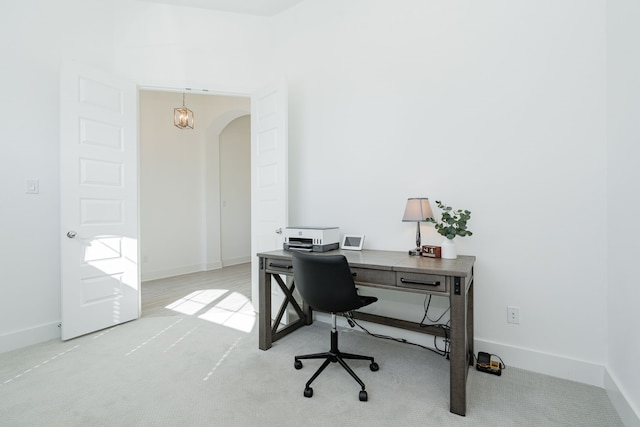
xmin=66 ymin=231 xmax=77 ymax=239
xmin=275 ymin=228 xmax=283 ymax=235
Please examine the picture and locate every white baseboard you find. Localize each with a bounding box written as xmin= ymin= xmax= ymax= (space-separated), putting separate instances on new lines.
xmin=222 ymin=256 xmax=250 ymax=267
xmin=0 ymin=321 xmax=60 ymax=354
xmin=141 ymin=264 xmax=204 ymax=281
xmin=207 ymin=261 xmax=223 ymax=270
xmin=141 ymin=261 xmax=239 ymax=281
xmin=475 ymin=337 xmax=604 ymax=387
xmin=605 ymin=368 xmax=640 ymax=427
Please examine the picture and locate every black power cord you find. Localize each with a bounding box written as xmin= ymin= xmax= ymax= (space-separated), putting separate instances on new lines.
xmin=419 ymin=294 xmax=451 ymax=357
xmin=344 ymin=293 xmax=453 ymax=358
xmin=420 ymin=294 xmax=449 ymax=325
xmin=345 ymin=313 xmax=449 ymax=357
xmin=346 ymin=293 xmax=507 ymax=372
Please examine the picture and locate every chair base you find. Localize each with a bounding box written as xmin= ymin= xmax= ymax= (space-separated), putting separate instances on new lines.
xmin=294 ymin=320 xmax=379 ymax=401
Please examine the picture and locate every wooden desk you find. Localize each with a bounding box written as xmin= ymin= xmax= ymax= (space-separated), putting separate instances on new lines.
xmin=257 ymin=249 xmax=475 ymax=416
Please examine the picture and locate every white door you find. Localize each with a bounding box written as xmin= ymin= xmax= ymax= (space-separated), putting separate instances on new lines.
xmin=250 ymin=83 xmax=288 ymax=315
xmin=60 ymin=62 xmax=139 ymax=340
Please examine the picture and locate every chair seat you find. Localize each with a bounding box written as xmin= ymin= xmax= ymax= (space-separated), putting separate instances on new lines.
xmin=358 ymin=295 xmax=378 ymax=308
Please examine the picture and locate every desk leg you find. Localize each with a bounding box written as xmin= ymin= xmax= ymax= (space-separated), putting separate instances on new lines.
xmin=449 ymin=276 xmax=468 ymax=416
xmin=467 ymin=278 xmax=474 ymax=366
xmin=258 ymin=257 xmax=272 ymax=350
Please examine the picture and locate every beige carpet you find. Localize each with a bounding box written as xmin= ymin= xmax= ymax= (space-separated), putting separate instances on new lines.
xmin=0 ymin=310 xmax=624 ymax=427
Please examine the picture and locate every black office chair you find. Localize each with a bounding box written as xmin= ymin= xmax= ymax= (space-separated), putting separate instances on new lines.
xmin=291 ymin=251 xmax=379 ymax=402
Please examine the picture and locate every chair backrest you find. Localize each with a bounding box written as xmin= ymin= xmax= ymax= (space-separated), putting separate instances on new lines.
xmin=291 ymin=251 xmax=364 ymax=313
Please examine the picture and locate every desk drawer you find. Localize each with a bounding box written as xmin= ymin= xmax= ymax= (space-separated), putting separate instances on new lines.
xmin=351 ymin=267 xmax=395 ymax=287
xmin=264 ymin=258 xmax=293 ymax=274
xmin=396 ymin=272 xmax=447 ymax=294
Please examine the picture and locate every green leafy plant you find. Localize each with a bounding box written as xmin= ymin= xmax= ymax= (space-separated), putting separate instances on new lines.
xmin=425 ymin=201 xmax=472 ymax=240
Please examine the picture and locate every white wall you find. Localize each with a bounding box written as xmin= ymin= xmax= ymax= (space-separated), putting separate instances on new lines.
xmin=0 ymin=0 xmax=117 ymax=351
xmin=277 ymin=0 xmax=609 ymax=385
xmin=112 ymin=0 xmax=275 ymax=92
xmin=139 ymin=90 xmax=250 ymax=281
xmin=607 ymin=0 xmax=640 ymax=424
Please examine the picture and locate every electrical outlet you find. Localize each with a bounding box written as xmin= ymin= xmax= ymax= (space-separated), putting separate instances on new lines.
xmin=507 ymin=306 xmax=520 ymax=324
xmin=25 ymin=179 xmax=39 ymax=194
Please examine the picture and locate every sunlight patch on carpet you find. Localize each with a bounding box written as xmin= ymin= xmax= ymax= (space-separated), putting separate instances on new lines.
xmin=165 ymin=289 xmax=256 ymax=333
xmin=198 ymin=292 xmax=256 ymax=333
xmin=165 ymin=289 xmax=228 ymax=315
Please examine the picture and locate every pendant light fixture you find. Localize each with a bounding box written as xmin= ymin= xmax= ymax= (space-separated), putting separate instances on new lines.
xmin=174 ymin=92 xmax=194 ymax=129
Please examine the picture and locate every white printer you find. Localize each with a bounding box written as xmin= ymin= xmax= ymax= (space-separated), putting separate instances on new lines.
xmin=283 ymin=226 xmax=340 ymax=252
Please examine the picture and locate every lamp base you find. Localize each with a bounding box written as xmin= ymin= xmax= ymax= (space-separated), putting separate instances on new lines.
xmin=408 ymin=248 xmax=421 ymax=256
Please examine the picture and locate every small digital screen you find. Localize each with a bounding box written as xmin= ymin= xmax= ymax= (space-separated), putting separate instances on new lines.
xmin=344 ymin=237 xmax=361 ymax=247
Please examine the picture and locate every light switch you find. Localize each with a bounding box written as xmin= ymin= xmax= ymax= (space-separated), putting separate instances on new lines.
xmin=26 ymin=179 xmax=39 ymax=194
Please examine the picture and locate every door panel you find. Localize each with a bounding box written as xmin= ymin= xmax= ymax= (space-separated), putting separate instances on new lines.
xmin=251 ymin=83 xmax=288 ymax=317
xmin=60 ymin=62 xmax=139 ymax=340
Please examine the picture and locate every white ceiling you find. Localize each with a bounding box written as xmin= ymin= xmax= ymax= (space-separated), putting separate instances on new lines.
xmin=141 ymin=0 xmax=305 ymax=16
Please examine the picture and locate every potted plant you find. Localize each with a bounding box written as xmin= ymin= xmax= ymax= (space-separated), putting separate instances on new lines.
xmin=425 ymin=201 xmax=472 ymax=259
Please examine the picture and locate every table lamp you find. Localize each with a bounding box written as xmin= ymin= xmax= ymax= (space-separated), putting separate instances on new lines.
xmin=402 ymin=198 xmax=434 ymax=255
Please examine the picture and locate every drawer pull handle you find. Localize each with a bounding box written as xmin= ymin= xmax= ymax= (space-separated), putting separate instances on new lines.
xmin=270 ymin=263 xmax=292 ymax=269
xmin=400 ymin=278 xmax=440 ymax=286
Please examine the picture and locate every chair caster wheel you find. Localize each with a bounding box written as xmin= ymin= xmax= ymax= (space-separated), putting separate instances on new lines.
xmin=304 ymin=387 xmax=313 ymax=398
xmin=294 ymin=360 xmax=303 ymax=370
xmin=370 ymin=362 xmax=379 ymax=372
xmin=359 ymin=390 xmax=368 ymax=402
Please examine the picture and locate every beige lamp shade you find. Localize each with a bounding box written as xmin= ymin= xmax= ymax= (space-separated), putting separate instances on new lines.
xmin=402 ymin=198 xmax=434 ymax=222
